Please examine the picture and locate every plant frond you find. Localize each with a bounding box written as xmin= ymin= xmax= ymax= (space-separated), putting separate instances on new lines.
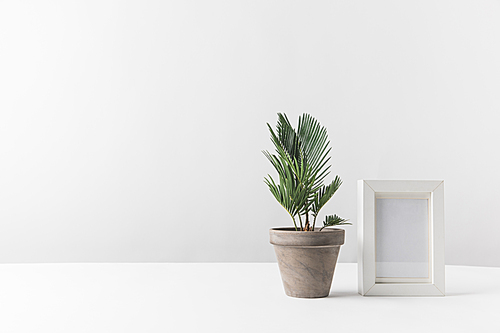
xmin=263 ymin=113 xmax=348 ymax=231
xmin=311 ymin=176 xmax=342 ymax=217
xmin=263 ymin=152 xmax=309 ymax=219
xmin=320 ymin=214 xmax=351 ymax=231
xmin=297 ymin=113 xmax=330 ymax=174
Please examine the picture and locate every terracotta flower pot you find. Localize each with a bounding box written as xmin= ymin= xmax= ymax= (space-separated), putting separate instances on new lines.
xmin=269 ymin=227 xmax=345 ymax=298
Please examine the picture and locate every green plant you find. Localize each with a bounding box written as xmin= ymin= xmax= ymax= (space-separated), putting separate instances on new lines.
xmin=263 ymin=113 xmax=350 ymax=231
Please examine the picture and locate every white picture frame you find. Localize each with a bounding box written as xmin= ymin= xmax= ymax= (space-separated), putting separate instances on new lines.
xmin=357 ymin=180 xmax=445 ymax=296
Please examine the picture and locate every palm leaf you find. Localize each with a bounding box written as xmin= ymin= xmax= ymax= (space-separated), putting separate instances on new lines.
xmin=297 ymin=113 xmax=330 ymax=175
xmin=320 ymin=214 xmax=351 ymax=231
xmin=263 ymin=113 xmax=346 ymax=231
xmin=263 ymin=151 xmax=309 ymax=224
xmin=311 ymin=176 xmax=342 ymax=217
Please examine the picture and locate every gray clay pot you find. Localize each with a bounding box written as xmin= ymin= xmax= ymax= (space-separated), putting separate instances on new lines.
xmin=269 ymin=227 xmax=345 ymax=298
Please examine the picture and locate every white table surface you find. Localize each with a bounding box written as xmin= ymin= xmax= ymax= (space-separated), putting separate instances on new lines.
xmin=0 ymin=263 xmax=498 ymax=333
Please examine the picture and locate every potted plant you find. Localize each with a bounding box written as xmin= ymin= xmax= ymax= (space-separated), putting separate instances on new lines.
xmin=263 ymin=113 xmax=351 ymax=298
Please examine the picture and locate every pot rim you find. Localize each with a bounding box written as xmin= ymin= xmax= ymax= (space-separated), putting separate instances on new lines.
xmin=270 ymin=227 xmax=344 ymax=233
xmin=270 ymin=227 xmax=345 ymax=246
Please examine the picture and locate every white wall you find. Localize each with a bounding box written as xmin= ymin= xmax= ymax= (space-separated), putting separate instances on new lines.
xmin=1 ymin=0 xmax=499 ymax=266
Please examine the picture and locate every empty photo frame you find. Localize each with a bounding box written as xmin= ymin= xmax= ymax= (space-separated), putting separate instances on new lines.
xmin=358 ymin=180 xmax=444 ymax=296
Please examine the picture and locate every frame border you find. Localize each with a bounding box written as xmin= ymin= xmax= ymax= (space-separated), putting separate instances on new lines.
xmin=358 ymin=180 xmax=445 ymax=296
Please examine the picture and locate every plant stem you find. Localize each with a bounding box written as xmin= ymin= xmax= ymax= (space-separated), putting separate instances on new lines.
xmin=312 ymin=215 xmax=317 ymax=231
xmin=298 ymin=214 xmax=304 ymax=231
xmin=304 ymin=212 xmax=310 ymax=231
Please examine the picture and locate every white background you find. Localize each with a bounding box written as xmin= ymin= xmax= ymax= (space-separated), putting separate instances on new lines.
xmin=1 ymin=0 xmax=499 ymax=266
